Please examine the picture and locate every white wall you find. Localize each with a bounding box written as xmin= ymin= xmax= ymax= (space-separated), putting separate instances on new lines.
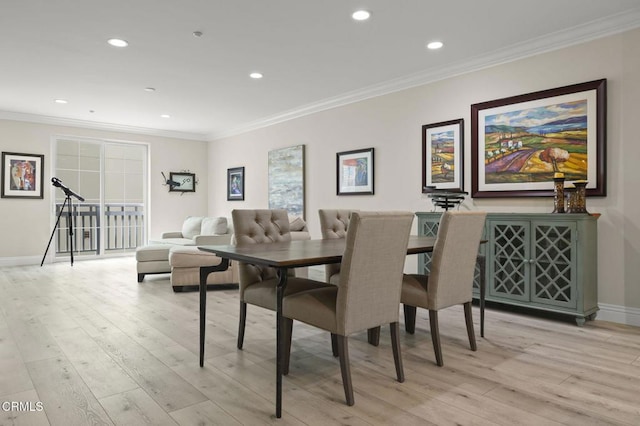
xmin=0 ymin=120 xmax=209 ymax=261
xmin=208 ymin=28 xmax=640 ymax=315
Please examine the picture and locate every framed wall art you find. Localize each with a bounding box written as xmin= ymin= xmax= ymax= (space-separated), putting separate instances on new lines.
xmin=227 ymin=167 xmax=245 ymax=201
xmin=337 ymin=148 xmax=374 ymax=195
xmin=169 ymin=172 xmax=196 ymax=193
xmin=268 ymin=144 xmax=305 ymax=218
xmin=422 ymin=119 xmax=464 ymax=193
xmin=471 ymin=79 xmax=606 ymax=198
xmin=1 ymin=151 xmax=44 ymax=199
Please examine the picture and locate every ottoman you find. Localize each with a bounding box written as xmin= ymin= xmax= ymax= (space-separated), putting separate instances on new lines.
xmin=169 ymin=246 xmax=239 ymax=292
xmin=136 ymin=245 xmax=171 ymax=282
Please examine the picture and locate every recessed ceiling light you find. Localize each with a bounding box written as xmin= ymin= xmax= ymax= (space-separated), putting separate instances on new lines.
xmin=107 ymin=38 xmax=129 ymax=47
xmin=144 ymin=87 xmax=156 ymax=92
xmin=54 ymin=99 xmax=68 ymax=104
xmin=249 ymin=72 xmax=263 ymax=79
xmin=427 ymin=41 xmax=444 ymax=50
xmin=160 ymin=114 xmax=171 ymax=118
xmin=352 ymin=10 xmax=370 ymax=21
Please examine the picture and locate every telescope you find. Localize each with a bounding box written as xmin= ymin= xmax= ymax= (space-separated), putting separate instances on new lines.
xmin=41 ymin=177 xmax=85 ymax=267
xmin=51 ymin=177 xmax=85 ymax=201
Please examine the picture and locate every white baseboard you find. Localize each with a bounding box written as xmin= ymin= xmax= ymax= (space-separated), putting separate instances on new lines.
xmin=597 ymin=303 xmax=640 ymax=327
xmin=0 ymin=256 xmax=43 ymax=267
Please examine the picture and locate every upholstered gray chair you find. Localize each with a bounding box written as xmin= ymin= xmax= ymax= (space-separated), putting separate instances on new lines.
xmin=283 ymin=211 xmax=414 ymax=406
xmin=401 ymin=211 xmax=486 ymax=367
xmin=318 ymin=209 xmax=354 ymax=284
xmin=232 ymin=209 xmax=332 ymax=349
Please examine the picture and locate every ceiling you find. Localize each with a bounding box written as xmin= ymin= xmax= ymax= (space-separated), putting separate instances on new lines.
xmin=2 ymin=1 xmax=640 ymax=141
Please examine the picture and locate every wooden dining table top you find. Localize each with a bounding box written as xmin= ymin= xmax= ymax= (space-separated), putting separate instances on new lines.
xmin=198 ymin=235 xmax=438 ymax=267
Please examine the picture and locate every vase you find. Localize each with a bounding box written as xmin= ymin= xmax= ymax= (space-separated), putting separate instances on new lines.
xmin=567 ymin=181 xmax=588 ymax=213
xmin=552 ymin=176 xmax=565 ymax=213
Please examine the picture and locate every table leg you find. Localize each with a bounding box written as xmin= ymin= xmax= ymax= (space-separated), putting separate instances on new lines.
xmin=477 ymin=255 xmax=486 ymax=338
xmin=199 ymin=259 xmax=229 ymax=368
xmin=276 ymin=268 xmax=289 ymax=419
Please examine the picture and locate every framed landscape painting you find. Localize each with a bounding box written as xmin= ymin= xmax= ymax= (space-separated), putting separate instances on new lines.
xmin=422 ymin=119 xmax=464 ymax=193
xmin=471 ymin=79 xmax=606 ymax=198
xmin=1 ymin=152 xmax=44 ymax=199
xmin=337 ymin=148 xmax=374 ymax=195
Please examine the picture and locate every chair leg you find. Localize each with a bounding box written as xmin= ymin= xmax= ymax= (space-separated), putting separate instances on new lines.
xmin=237 ymin=301 xmax=247 ymax=350
xmin=331 ymin=333 xmax=339 ymax=357
xmin=464 ymin=302 xmax=477 ymax=351
xmin=336 ymin=335 xmax=354 ymax=406
xmin=367 ymin=327 xmax=380 ymax=346
xmin=283 ymin=318 xmax=293 ymax=375
xmin=390 ymin=322 xmax=404 ymax=383
xmin=428 ymin=309 xmax=443 ymax=367
xmin=403 ymin=304 xmax=417 ymax=334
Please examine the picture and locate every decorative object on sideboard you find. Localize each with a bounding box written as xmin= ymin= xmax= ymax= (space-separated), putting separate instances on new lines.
xmin=552 ymin=172 xmax=565 ymax=213
xmin=566 ymin=180 xmax=589 ymax=213
xmin=162 ymin=171 xmax=197 ymax=194
xmin=424 ymin=186 xmax=468 ymax=211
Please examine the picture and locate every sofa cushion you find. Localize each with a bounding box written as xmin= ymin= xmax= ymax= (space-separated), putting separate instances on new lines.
xmin=181 ymin=216 xmax=203 ymax=239
xmin=150 ymin=237 xmax=195 ymax=246
xmin=136 ymin=245 xmax=171 ymax=262
xmin=169 ymin=246 xmax=226 ymax=268
xmin=201 ymin=217 xmax=228 ymax=235
xmin=289 ymin=216 xmax=306 ymax=231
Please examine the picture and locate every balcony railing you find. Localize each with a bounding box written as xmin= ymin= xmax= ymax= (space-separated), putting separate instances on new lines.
xmin=55 ymin=202 xmax=145 ymax=255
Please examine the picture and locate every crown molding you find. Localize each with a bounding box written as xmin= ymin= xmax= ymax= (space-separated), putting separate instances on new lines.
xmin=0 ymin=111 xmax=208 ymax=141
xmin=209 ymin=9 xmax=640 ymax=141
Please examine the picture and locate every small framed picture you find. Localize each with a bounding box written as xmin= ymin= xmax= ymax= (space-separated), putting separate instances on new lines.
xmin=422 ymin=119 xmax=464 ymax=193
xmin=169 ymin=172 xmax=196 ymax=192
xmin=227 ymin=167 xmax=245 ymax=201
xmin=336 ymin=148 xmax=374 ymax=195
xmin=1 ymin=152 xmax=45 ymax=199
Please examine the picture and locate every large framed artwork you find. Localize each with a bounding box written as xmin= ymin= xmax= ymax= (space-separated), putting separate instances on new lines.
xmin=227 ymin=167 xmax=245 ymax=201
xmin=471 ymin=79 xmax=606 ymax=198
xmin=268 ymin=145 xmax=305 ymax=218
xmin=422 ymin=119 xmax=464 ymax=193
xmin=1 ymin=152 xmax=44 ymax=199
xmin=336 ymin=148 xmax=374 ymax=195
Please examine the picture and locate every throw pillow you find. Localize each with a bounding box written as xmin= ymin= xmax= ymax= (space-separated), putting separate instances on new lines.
xmin=289 ymin=216 xmax=306 ymax=231
xmin=182 ymin=216 xmax=204 ymax=239
xmin=201 ymin=217 xmax=228 ymax=235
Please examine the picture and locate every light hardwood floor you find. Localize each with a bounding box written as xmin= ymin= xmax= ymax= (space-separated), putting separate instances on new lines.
xmin=1 ymin=257 xmax=639 ymax=425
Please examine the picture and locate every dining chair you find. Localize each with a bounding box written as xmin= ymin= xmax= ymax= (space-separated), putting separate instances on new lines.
xmin=232 ymin=209 xmax=332 ymax=350
xmin=319 ymin=209 xmax=380 ymax=352
xmin=283 ymin=211 xmax=414 ymax=406
xmin=401 ymin=211 xmax=486 ymax=367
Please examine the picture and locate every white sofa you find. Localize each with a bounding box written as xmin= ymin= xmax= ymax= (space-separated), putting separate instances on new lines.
xmin=136 ymin=215 xmax=311 ymax=287
xmin=149 ymin=216 xmax=232 ymax=246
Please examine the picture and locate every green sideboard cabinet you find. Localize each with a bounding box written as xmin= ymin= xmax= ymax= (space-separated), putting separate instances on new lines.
xmin=415 ymin=212 xmax=598 ymax=326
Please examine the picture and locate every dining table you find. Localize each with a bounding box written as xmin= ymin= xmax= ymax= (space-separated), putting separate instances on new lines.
xmin=197 ymin=236 xmax=486 ymax=418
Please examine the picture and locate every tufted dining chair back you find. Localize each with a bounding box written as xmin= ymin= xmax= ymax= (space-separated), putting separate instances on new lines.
xmin=318 ymin=209 xmax=355 ymax=284
xmin=233 ymin=209 xmax=291 ymax=289
xmin=231 ymin=209 xmax=332 ymax=349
